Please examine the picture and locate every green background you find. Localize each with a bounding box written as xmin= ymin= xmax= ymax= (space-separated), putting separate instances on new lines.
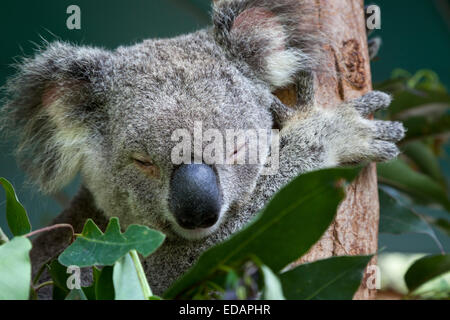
xmin=0 ymin=0 xmax=449 ymax=253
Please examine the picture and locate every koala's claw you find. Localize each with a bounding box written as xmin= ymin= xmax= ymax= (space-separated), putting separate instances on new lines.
xmin=371 ymin=140 xmax=400 ymax=162
xmin=352 ymin=91 xmax=392 ymax=117
xmin=372 ymin=120 xmax=405 ymax=142
xmin=328 ymin=91 xmax=404 ymax=164
xmin=368 ymin=120 xmax=405 ymax=162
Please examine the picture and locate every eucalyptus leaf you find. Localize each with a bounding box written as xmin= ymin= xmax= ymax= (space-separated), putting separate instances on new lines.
xmin=280 ymin=255 xmax=372 ymax=300
xmin=375 ymin=69 xmax=447 ymax=94
xmin=401 ymin=112 xmax=450 ymax=142
xmin=377 ymin=159 xmax=450 ymax=211
xmin=0 ymin=177 xmax=31 ymax=236
xmin=164 ymin=167 xmax=359 ymax=299
xmin=431 ymin=218 xmax=450 ymax=237
xmin=113 ymin=252 xmax=146 ymax=300
xmin=48 ymin=260 xmax=70 ymax=300
xmin=58 ymin=217 xmax=165 ymax=267
xmin=95 ymin=266 xmax=115 ymax=300
xmin=378 ymin=188 xmax=443 ymax=251
xmin=405 ymin=254 xmax=450 ymax=292
xmin=374 ymin=70 xmax=450 ymax=117
xmin=0 ymin=237 xmax=32 ymax=300
xmin=65 ymin=289 xmax=87 ymax=300
xmin=260 ymin=265 xmax=285 ymax=300
xmin=402 ymin=141 xmax=445 ymax=183
xmin=388 ymin=89 xmax=450 ymax=117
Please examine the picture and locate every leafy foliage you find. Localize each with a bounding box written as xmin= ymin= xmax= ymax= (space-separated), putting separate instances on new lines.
xmin=376 ymin=70 xmax=450 ymax=241
xmin=58 ymin=217 xmax=165 ymax=267
xmin=0 ymin=177 xmax=31 ymax=236
xmin=0 ymin=167 xmax=368 ymax=300
xmin=375 ymin=70 xmax=450 ymax=213
xmin=164 ymin=167 xmax=360 ymax=299
xmin=378 ymin=160 xmax=450 ymax=212
xmin=95 ymin=266 xmax=115 ymax=300
xmin=65 ymin=289 xmax=88 ymax=300
xmin=260 ymin=265 xmax=285 ymax=300
xmin=0 ymin=237 xmax=32 ymax=299
xmin=375 ymin=70 xmax=450 ymax=299
xmin=279 ymin=255 xmax=372 ymax=300
xmin=379 ymin=188 xmax=442 ymax=250
xmin=404 ymin=254 xmax=450 ymax=292
xmin=113 ymin=253 xmax=147 ymax=300
xmin=48 ymin=260 xmax=71 ymax=300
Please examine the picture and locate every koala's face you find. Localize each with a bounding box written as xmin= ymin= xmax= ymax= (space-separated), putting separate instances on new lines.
xmin=83 ymin=32 xmax=275 ymax=239
xmin=3 ymin=0 xmax=317 ymax=240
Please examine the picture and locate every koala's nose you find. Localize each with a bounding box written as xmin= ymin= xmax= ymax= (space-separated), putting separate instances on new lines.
xmin=169 ymin=164 xmax=222 ymax=229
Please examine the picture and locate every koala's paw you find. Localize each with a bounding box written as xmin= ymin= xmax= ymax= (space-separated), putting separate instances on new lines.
xmin=352 ymin=90 xmax=392 ymax=117
xmin=335 ymin=91 xmax=405 ymax=163
xmin=369 ymin=120 xmax=405 ymax=161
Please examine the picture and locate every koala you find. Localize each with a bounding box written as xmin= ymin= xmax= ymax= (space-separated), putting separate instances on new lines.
xmin=1 ymin=0 xmax=404 ymax=297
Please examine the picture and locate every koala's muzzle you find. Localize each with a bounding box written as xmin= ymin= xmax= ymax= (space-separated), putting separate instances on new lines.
xmin=169 ymin=164 xmax=222 ymax=229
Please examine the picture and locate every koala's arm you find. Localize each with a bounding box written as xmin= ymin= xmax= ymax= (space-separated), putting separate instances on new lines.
xmin=242 ymin=91 xmax=405 ymax=214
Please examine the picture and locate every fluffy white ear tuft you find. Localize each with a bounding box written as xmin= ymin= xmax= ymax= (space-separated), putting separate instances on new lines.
xmin=265 ymin=48 xmax=310 ymax=88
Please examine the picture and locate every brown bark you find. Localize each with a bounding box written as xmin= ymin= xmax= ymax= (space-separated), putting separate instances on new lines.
xmin=275 ymin=0 xmax=379 ymax=299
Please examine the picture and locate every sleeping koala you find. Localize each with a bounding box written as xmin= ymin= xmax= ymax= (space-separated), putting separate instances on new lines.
xmin=1 ymin=0 xmax=404 ymax=296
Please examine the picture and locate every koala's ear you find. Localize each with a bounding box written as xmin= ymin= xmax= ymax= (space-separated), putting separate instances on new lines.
xmin=213 ymin=0 xmax=321 ymax=89
xmin=1 ymin=42 xmax=112 ymax=193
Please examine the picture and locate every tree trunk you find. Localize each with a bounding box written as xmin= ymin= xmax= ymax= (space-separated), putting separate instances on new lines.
xmin=275 ymin=0 xmax=379 ymax=300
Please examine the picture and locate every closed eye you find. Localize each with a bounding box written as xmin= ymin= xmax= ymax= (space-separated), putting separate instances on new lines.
xmin=228 ymin=142 xmax=247 ymax=163
xmin=133 ymin=158 xmax=153 ymax=167
xmin=131 ymin=154 xmax=160 ymax=178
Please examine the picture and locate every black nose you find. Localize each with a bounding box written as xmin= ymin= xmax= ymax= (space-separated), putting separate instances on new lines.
xmin=169 ymin=164 xmax=222 ymax=229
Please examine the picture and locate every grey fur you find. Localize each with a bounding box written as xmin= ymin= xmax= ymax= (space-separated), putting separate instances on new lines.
xmin=1 ymin=0 xmax=404 ymax=298
xmin=368 ymin=37 xmax=382 ymax=60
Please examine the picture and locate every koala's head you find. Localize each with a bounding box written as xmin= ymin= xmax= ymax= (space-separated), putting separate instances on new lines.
xmin=2 ymin=0 xmax=319 ymax=239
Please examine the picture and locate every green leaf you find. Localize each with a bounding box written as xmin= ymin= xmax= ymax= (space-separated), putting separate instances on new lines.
xmin=95 ymin=266 xmax=115 ymax=300
xmin=0 ymin=177 xmax=31 ymax=236
xmin=431 ymin=218 xmax=450 ymax=237
xmin=375 ymin=69 xmax=447 ymax=94
xmin=279 ymin=255 xmax=372 ymax=300
xmin=260 ymin=265 xmax=285 ymax=300
xmin=388 ymin=89 xmax=450 ymax=117
xmin=65 ymin=289 xmax=88 ymax=300
xmin=48 ymin=260 xmax=70 ymax=300
xmin=58 ymin=217 xmax=165 ymax=267
xmin=113 ymin=252 xmax=146 ymax=300
xmin=401 ymin=112 xmax=450 ymax=142
xmin=377 ymin=159 xmax=450 ymax=212
xmin=405 ymin=254 xmax=450 ymax=292
xmin=403 ymin=141 xmax=445 ymax=183
xmin=378 ymin=188 xmax=442 ymax=250
xmin=0 ymin=237 xmax=32 ymax=300
xmin=164 ymin=167 xmax=360 ymax=299
xmin=374 ymin=69 xmax=450 ymax=117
